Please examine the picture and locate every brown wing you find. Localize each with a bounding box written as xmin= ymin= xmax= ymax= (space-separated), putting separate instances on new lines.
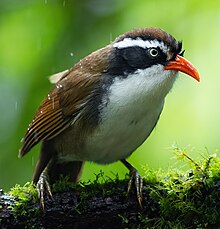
xmin=19 ymin=87 xmax=70 ymax=157
xmin=19 ymin=45 xmax=110 ymax=158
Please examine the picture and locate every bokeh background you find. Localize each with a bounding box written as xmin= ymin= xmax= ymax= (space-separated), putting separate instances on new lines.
xmin=0 ymin=0 xmax=219 ymax=190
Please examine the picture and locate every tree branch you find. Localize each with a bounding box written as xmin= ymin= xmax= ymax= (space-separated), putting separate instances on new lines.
xmin=1 ymin=151 xmax=220 ymax=228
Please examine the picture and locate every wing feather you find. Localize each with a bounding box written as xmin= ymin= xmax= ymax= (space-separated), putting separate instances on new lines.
xmin=19 ymin=45 xmax=110 ymax=158
xmin=19 ymin=89 xmax=71 ymax=157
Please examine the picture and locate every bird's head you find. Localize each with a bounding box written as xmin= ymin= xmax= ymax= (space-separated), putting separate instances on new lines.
xmin=109 ymin=28 xmax=199 ymax=83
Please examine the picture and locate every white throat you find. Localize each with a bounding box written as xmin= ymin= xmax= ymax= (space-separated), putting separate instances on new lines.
xmin=106 ymin=64 xmax=178 ymax=105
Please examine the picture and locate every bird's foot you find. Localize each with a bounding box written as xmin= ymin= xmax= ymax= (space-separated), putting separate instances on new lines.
xmin=127 ymin=168 xmax=143 ymax=208
xmin=36 ymin=170 xmax=53 ymax=209
xmin=121 ymin=159 xmax=143 ymax=208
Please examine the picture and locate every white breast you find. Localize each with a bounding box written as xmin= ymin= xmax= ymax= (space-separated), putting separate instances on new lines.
xmin=58 ymin=65 xmax=177 ymax=164
xmin=81 ymin=65 xmax=177 ymax=164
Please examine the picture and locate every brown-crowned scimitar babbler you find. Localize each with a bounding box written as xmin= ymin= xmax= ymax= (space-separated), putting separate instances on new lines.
xmin=19 ymin=28 xmax=200 ymax=208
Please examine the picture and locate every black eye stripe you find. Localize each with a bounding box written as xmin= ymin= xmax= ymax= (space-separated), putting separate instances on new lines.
xmin=107 ymin=46 xmax=168 ymax=76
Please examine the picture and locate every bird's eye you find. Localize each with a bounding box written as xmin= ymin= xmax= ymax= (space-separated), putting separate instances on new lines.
xmin=148 ymin=48 xmax=159 ymax=57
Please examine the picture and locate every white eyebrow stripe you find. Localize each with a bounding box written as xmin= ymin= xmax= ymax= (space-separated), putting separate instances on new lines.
xmin=113 ymin=38 xmax=169 ymax=53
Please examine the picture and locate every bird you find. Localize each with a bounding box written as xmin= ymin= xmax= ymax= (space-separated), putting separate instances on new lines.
xmin=19 ymin=27 xmax=200 ymax=208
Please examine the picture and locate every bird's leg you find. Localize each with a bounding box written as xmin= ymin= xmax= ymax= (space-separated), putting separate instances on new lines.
xmin=36 ymin=167 xmax=53 ymax=209
xmin=121 ymin=159 xmax=143 ymax=208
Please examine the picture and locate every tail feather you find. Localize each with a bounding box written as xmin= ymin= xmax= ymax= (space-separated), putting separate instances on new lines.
xmin=32 ymin=142 xmax=53 ymax=184
xmin=32 ymin=141 xmax=84 ymax=184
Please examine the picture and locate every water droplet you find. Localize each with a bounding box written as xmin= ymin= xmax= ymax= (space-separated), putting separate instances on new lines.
xmin=48 ymin=94 xmax=51 ymax=100
xmin=70 ymin=52 xmax=74 ymax=56
xmin=79 ymin=62 xmax=83 ymax=69
xmin=20 ymin=137 xmax=24 ymax=143
xmin=56 ymin=83 xmax=63 ymax=89
xmin=40 ymin=110 xmax=43 ymax=114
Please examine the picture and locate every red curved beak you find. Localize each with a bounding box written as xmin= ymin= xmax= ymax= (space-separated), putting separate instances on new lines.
xmin=164 ymin=54 xmax=200 ymax=82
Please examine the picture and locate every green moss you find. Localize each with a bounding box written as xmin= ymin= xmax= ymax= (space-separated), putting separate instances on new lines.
xmin=4 ymin=147 xmax=220 ymax=228
xmin=141 ymin=147 xmax=220 ymax=228
xmin=59 ymin=154 xmax=217 ymax=227
xmin=53 ymin=170 xmax=124 ymax=198
xmin=52 ymin=175 xmax=78 ymax=192
xmin=8 ymin=182 xmax=38 ymax=217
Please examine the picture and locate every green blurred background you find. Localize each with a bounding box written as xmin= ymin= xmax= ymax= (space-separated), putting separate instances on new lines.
xmin=0 ymin=0 xmax=219 ymax=190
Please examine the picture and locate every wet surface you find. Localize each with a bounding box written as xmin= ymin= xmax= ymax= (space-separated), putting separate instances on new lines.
xmin=0 ymin=180 xmax=150 ymax=228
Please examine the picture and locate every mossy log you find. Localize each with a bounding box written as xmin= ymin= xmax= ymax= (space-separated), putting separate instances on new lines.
xmin=1 ymin=149 xmax=220 ymax=228
xmin=0 ymin=179 xmax=149 ymax=229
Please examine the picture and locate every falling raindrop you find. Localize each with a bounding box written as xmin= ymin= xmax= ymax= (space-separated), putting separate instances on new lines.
xmin=20 ymin=137 xmax=24 ymax=143
xmin=70 ymin=52 xmax=74 ymax=56
xmin=109 ymin=33 xmax=113 ymax=43
xmin=15 ymin=101 xmax=18 ymax=111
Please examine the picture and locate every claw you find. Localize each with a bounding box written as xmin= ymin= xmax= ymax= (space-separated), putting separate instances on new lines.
xmin=121 ymin=159 xmax=143 ymax=208
xmin=127 ymin=168 xmax=143 ymax=208
xmin=36 ymin=170 xmax=53 ymax=209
